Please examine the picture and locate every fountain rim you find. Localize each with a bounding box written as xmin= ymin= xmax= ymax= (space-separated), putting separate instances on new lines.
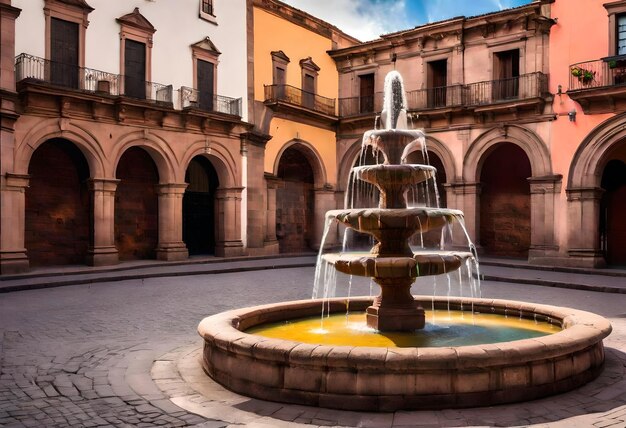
xmin=198 ymin=295 xmax=612 ymax=366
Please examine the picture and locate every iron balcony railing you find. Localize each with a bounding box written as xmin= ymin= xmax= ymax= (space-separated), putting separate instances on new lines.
xmin=338 ymin=72 xmax=548 ymax=117
xmin=179 ymin=86 xmax=242 ymax=116
xmin=264 ymin=84 xmax=336 ymax=116
xmin=568 ymin=58 xmax=626 ymax=91
xmin=15 ymin=53 xmax=173 ymax=103
xmin=338 ymin=92 xmax=384 ymax=117
xmin=15 ymin=53 xmax=121 ymax=95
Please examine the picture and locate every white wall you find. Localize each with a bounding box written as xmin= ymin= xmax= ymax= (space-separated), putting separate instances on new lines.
xmin=12 ymin=0 xmax=248 ymax=120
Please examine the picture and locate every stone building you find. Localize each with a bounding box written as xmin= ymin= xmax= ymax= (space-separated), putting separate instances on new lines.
xmin=329 ymin=1 xmax=558 ymax=263
xmin=0 ymin=0 xmax=250 ymax=273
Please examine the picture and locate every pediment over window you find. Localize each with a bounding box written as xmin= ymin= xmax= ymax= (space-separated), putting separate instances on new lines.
xmin=45 ymin=0 xmax=94 ymax=13
xmin=299 ymin=57 xmax=320 ymax=72
xmin=271 ymin=50 xmax=290 ymax=64
xmin=192 ymin=37 xmax=221 ymax=56
xmin=116 ymin=7 xmax=156 ymax=34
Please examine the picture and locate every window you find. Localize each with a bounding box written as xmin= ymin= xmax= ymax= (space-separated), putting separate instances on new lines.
xmin=427 ymin=59 xmax=448 ymax=108
xmin=604 ymin=2 xmax=626 ymax=56
xmin=299 ymin=57 xmax=320 ymax=109
xmin=44 ymin=0 xmax=93 ymax=88
xmin=191 ymin=37 xmax=220 ymax=111
xmin=493 ymin=49 xmax=520 ymax=100
xmin=201 ymin=0 xmax=214 ymax=16
xmin=359 ymin=74 xmax=374 ymax=113
xmin=271 ymin=51 xmax=290 ymax=100
xmin=199 ymin=0 xmax=216 ymax=23
xmin=618 ymin=14 xmax=626 ymax=55
xmin=50 ymin=17 xmax=79 ymax=88
xmin=116 ymin=8 xmax=155 ymax=99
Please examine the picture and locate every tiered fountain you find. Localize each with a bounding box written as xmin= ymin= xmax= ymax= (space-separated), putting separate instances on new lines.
xmin=198 ymin=71 xmax=611 ymax=411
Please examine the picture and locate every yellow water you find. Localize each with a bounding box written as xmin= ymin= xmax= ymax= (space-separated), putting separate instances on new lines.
xmin=246 ymin=310 xmax=561 ymax=348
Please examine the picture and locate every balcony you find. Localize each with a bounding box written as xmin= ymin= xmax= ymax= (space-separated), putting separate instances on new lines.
xmin=180 ymin=86 xmax=242 ymax=117
xmin=15 ymin=53 xmax=173 ymax=104
xmin=338 ymin=72 xmax=549 ymax=127
xmin=567 ymin=57 xmax=626 ymax=113
xmin=264 ymin=84 xmax=337 ymax=124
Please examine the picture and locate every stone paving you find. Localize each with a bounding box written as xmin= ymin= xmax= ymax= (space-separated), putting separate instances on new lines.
xmin=0 ymin=262 xmax=625 ymax=427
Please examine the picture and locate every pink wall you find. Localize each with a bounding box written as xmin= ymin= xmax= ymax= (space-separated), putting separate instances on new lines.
xmin=550 ymin=0 xmax=613 ymax=183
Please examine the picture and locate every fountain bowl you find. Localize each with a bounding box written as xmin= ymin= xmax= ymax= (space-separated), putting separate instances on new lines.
xmin=198 ymin=296 xmax=611 ymax=411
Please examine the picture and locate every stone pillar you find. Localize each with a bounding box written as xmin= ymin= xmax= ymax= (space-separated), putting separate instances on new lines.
xmin=87 ymin=178 xmax=120 ymax=266
xmin=0 ymin=3 xmax=24 ymax=274
xmin=240 ymin=131 xmax=272 ymax=255
xmin=528 ymin=174 xmax=562 ymax=264
xmin=155 ymin=183 xmax=189 ymax=261
xmin=313 ymin=187 xmax=337 ymax=250
xmin=215 ymin=187 xmax=244 ymax=257
xmin=264 ymin=174 xmax=280 ymax=253
xmin=565 ymin=187 xmax=605 ymax=268
xmin=0 ymin=174 xmax=29 ymax=273
xmin=447 ymin=181 xmax=481 ymax=250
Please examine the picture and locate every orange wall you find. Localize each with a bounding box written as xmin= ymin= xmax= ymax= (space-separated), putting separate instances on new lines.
xmin=550 ymin=0 xmax=613 ymax=183
xmin=253 ymin=8 xmax=339 ymax=103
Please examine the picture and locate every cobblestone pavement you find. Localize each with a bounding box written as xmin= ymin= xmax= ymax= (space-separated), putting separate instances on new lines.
xmin=0 ymin=266 xmax=625 ymax=427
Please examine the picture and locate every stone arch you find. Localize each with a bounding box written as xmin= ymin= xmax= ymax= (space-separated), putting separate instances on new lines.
xmin=337 ymin=139 xmax=363 ymax=192
xmin=568 ymin=112 xmax=626 ymax=189
xmin=15 ymin=119 xmax=105 ymax=178
xmin=111 ymin=131 xmax=177 ymax=183
xmin=272 ymin=139 xmax=327 ymax=187
xmin=566 ymin=112 xmax=626 ymax=267
xmin=463 ymin=125 xmax=552 ymax=181
xmin=180 ymin=140 xmax=238 ymax=188
xmin=406 ymin=135 xmax=457 ymax=181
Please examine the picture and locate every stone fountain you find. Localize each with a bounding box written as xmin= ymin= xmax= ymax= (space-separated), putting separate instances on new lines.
xmin=197 ymin=71 xmax=611 ymax=411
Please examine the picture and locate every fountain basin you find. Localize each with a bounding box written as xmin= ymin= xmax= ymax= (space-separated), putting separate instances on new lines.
xmin=323 ymin=251 xmax=472 ymax=278
xmin=198 ymin=296 xmax=611 ymax=411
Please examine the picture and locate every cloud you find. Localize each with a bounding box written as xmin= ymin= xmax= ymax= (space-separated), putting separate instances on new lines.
xmin=280 ymin=0 xmax=412 ymax=42
xmin=279 ymin=0 xmax=532 ymax=41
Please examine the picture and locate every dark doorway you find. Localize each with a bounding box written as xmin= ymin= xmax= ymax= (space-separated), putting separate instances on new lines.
xmin=276 ymin=147 xmax=315 ymax=253
xmin=404 ymin=150 xmax=447 ymax=208
xmin=26 ymin=139 xmax=90 ymax=266
xmin=197 ymin=59 xmax=215 ymax=111
xmin=480 ymin=143 xmax=531 ymax=258
xmin=183 ymin=156 xmax=219 ymax=255
xmin=50 ymin=17 xmax=79 ymax=89
xmin=115 ymin=147 xmax=159 ymax=260
xmin=494 ymin=49 xmax=520 ymax=100
xmin=359 ymin=73 xmax=375 ymax=113
xmin=427 ymin=59 xmax=447 ymax=108
xmin=124 ymin=39 xmax=146 ymax=99
xmin=600 ymin=159 xmax=626 ymax=266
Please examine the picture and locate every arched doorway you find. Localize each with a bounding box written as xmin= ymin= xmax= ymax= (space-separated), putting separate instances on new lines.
xmin=183 ymin=156 xmax=219 ymax=255
xmin=115 ymin=147 xmax=159 ymax=260
xmin=479 ymin=143 xmax=531 ymax=258
xmin=276 ymin=146 xmax=315 ymax=253
xmin=600 ymin=157 xmax=626 ymax=266
xmin=25 ymin=138 xmax=91 ymax=266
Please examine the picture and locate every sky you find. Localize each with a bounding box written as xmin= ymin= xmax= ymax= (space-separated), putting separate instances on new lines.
xmin=280 ymin=0 xmax=533 ymax=42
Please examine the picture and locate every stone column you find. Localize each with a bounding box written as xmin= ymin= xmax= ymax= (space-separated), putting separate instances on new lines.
xmin=0 ymin=174 xmax=29 ymax=273
xmin=566 ymin=187 xmax=605 ymax=268
xmin=155 ymin=183 xmax=189 ymax=261
xmin=313 ymin=187 xmax=337 ymax=250
xmin=87 ymin=178 xmax=120 ymax=266
xmin=215 ymin=187 xmax=244 ymax=257
xmin=528 ymin=174 xmax=562 ymax=264
xmin=264 ymin=174 xmax=280 ymax=253
xmin=447 ymin=181 xmax=481 ymax=251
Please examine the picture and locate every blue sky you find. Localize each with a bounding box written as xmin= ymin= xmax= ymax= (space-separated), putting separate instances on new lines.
xmin=281 ymin=0 xmax=532 ymax=41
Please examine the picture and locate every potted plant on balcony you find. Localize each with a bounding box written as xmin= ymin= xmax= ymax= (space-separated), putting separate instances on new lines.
xmin=571 ymin=66 xmax=595 ymax=84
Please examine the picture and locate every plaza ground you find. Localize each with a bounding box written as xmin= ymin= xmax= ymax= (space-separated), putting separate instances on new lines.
xmin=0 ymin=257 xmax=625 ymax=427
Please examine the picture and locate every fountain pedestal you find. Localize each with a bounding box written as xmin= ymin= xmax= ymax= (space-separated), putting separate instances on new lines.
xmin=367 ymin=277 xmax=425 ymax=330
